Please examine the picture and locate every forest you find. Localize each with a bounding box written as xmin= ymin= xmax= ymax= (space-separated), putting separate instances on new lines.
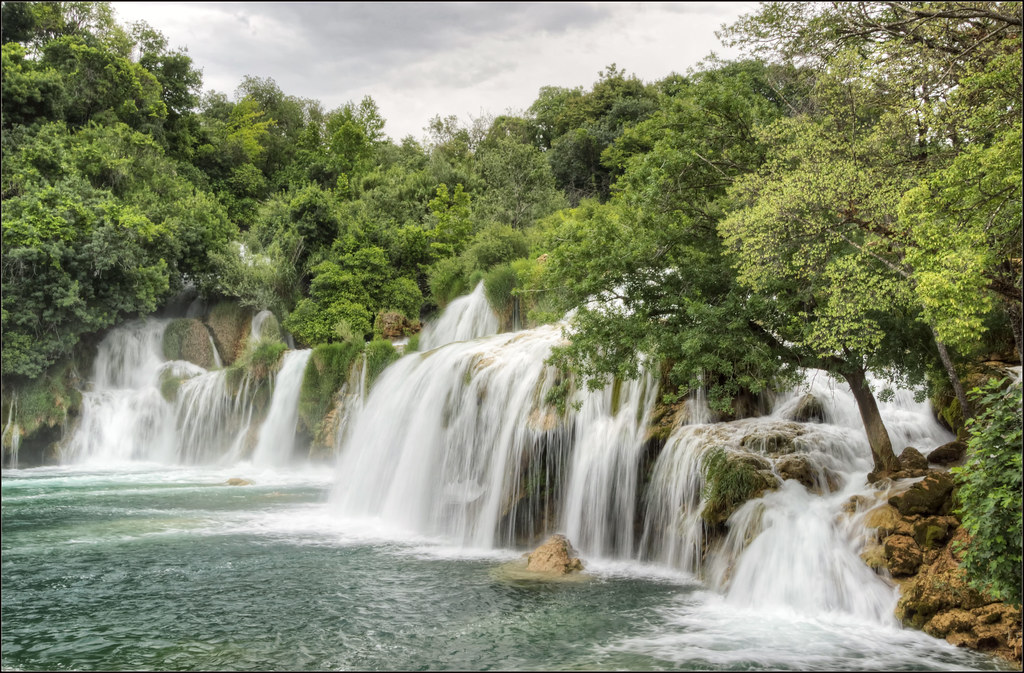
xmin=1 ymin=0 xmax=1021 ymax=632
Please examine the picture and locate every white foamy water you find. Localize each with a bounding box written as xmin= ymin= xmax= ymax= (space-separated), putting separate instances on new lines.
xmin=418 ymin=280 xmax=500 ymax=350
xmin=252 ymin=349 xmax=312 ymax=467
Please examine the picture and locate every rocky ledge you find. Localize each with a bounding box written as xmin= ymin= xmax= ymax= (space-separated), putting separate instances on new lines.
xmin=856 ymin=468 xmax=1022 ymax=666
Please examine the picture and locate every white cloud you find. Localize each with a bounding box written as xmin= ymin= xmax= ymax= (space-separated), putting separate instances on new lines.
xmin=111 ymin=1 xmax=756 ymax=141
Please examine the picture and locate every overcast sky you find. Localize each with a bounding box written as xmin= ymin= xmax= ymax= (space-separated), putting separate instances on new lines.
xmin=110 ymin=2 xmax=757 ymax=142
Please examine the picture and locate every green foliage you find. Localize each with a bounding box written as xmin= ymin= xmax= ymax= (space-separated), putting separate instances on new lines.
xmin=298 ymin=340 xmax=362 ymax=440
xmin=284 ymin=241 xmax=423 ymax=345
xmin=405 ymin=332 xmax=420 ymax=353
xmin=700 ymin=447 xmax=775 ymax=526
xmin=464 ymin=223 xmax=529 ymax=271
xmin=483 ymin=263 xmax=518 ymax=326
xmin=953 ymin=377 xmax=1023 ymax=606
xmin=364 ymin=339 xmax=400 ymax=389
xmin=427 ymin=255 xmax=470 ymax=308
xmin=244 ymin=340 xmax=287 ymax=381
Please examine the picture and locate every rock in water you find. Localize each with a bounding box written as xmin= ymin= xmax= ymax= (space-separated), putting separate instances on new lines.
xmin=225 ymin=478 xmax=253 ymax=486
xmin=526 ymin=534 xmax=584 ymax=574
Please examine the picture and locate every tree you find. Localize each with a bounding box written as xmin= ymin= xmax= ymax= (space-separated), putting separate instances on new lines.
xmin=476 ymin=134 xmax=564 ymax=229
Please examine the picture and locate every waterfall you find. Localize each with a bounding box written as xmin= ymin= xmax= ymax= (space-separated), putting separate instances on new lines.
xmin=3 ymin=396 xmax=21 ymax=469
xmin=640 ymin=368 xmax=954 ymax=619
xmin=418 ymin=281 xmax=500 ymax=350
xmin=331 ymin=322 xmax=658 ymax=553
xmin=63 ymin=319 xmax=310 ymax=467
xmin=252 ymin=349 xmax=312 ymax=467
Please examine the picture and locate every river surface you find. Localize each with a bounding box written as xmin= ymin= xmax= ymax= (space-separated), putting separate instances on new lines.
xmin=1 ymin=464 xmax=1010 ymax=672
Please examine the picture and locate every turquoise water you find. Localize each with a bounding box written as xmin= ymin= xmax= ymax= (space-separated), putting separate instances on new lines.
xmin=1 ymin=466 xmax=1010 ymax=672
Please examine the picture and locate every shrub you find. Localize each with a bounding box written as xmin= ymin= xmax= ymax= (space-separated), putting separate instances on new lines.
xmin=427 ymin=255 xmax=469 ymax=308
xmin=953 ymin=376 xmax=1023 ymax=606
xmin=365 ymin=339 xmax=400 ymax=389
xmin=297 ymin=341 xmax=362 ymax=440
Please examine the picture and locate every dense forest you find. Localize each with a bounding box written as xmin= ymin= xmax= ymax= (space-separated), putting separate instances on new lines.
xmin=1 ymin=0 xmax=1020 ymax=608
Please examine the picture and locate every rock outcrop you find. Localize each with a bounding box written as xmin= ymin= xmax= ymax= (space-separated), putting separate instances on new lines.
xmin=526 ymin=534 xmax=584 ymax=574
xmin=858 ymin=470 xmax=1022 ymax=665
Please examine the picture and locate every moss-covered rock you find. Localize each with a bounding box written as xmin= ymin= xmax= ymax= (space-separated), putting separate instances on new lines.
xmin=927 ymin=440 xmax=966 ymax=466
xmin=888 ymin=471 xmax=955 ymax=516
xmin=204 ymin=302 xmax=254 ymax=366
xmin=2 ymin=361 xmax=83 ymax=466
xmin=365 ymin=339 xmax=400 ymax=389
xmin=739 ymin=422 xmax=806 ymax=455
xmin=899 ymin=446 xmax=930 ymax=471
xmin=163 ymin=318 xmax=217 ymax=369
xmin=700 ymin=447 xmax=779 ymax=526
xmin=298 ymin=341 xmax=362 ymax=447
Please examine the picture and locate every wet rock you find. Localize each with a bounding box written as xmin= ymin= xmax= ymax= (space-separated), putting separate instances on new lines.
xmin=205 ymin=302 xmax=253 ymax=365
xmin=775 ymin=454 xmax=815 ymax=489
xmin=888 ymin=471 xmax=954 ymax=516
xmin=527 ymin=407 xmax=559 ymax=432
xmin=860 ymin=542 xmax=887 ymax=571
xmin=526 ymin=534 xmax=584 ymax=574
xmin=225 ymin=478 xmax=253 ymax=486
xmin=163 ymin=318 xmax=216 ymax=369
xmin=913 ymin=516 xmax=954 ymax=549
xmin=863 ymin=504 xmax=913 ymax=537
xmin=739 ymin=422 xmax=806 ymax=455
xmin=928 ymin=440 xmax=967 ymax=466
xmin=899 ymin=447 xmax=929 ymax=471
xmin=884 ymin=534 xmax=923 ymax=576
xmin=786 ymin=393 xmax=825 ymax=423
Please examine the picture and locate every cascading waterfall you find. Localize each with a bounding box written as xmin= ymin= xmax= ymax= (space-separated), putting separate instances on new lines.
xmin=2 ymin=396 xmax=21 ymax=469
xmin=331 ymin=321 xmax=660 ymax=555
xmin=418 ymin=280 xmax=499 ymax=350
xmin=641 ymin=368 xmax=955 ymax=620
xmin=63 ymin=318 xmax=312 ymax=466
xmin=51 ymin=289 xmax=969 ymax=637
xmin=251 ymin=349 xmax=312 ymax=467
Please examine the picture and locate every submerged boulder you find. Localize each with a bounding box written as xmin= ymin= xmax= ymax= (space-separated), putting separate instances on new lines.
xmin=225 ymin=478 xmax=253 ymax=486
xmin=526 ymin=534 xmax=584 ymax=574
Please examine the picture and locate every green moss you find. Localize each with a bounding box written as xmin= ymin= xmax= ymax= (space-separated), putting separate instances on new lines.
xmin=2 ymin=361 xmax=82 ymax=464
xmin=365 ymin=339 xmax=400 ymax=389
xmin=162 ymin=318 xmax=216 ymax=368
xmin=405 ymin=333 xmax=420 ymax=353
xmin=246 ymin=341 xmax=287 ymax=381
xmin=159 ymin=374 xmax=183 ymax=403
xmin=298 ymin=341 xmax=362 ymax=442
xmin=205 ymin=301 xmax=253 ymax=365
xmin=700 ymin=447 xmax=777 ymax=526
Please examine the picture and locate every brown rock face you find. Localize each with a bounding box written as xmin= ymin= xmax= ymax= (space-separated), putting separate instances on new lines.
xmin=899 ymin=447 xmax=929 ymax=471
xmin=526 ymin=534 xmax=584 ymax=574
xmin=888 ymin=471 xmax=955 ymax=516
xmin=786 ymin=394 xmax=825 ymax=423
xmin=884 ymin=534 xmax=924 ymax=576
xmin=927 ymin=440 xmax=967 ymax=466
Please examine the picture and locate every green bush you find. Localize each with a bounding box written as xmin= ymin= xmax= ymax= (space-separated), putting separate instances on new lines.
xmin=953 ymin=376 xmax=1023 ymax=606
xmin=365 ymin=339 xmax=400 ymax=389
xmin=405 ymin=333 xmax=420 ymax=353
xmin=427 ymin=255 xmax=469 ymax=307
xmin=484 ymin=263 xmax=519 ymax=328
xmin=464 ymin=223 xmax=528 ymax=271
xmin=298 ymin=341 xmax=362 ymax=441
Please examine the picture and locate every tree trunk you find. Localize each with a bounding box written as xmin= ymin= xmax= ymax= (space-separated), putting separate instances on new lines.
xmin=929 ymin=325 xmax=972 ymax=423
xmin=1006 ymin=298 xmax=1023 ymax=364
xmin=841 ymin=365 xmax=901 ymax=474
